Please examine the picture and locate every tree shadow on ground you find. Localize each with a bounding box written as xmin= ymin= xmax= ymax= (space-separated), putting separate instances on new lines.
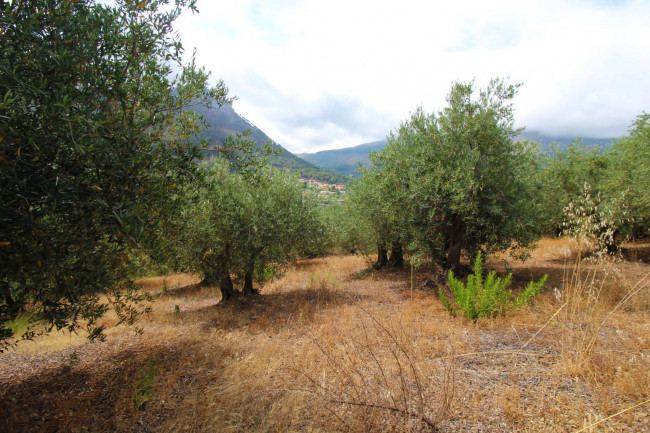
xmin=377 ymin=259 xmax=564 ymax=295
xmin=620 ymin=242 xmax=650 ymax=263
xmin=541 ymin=241 xmax=650 ymax=265
xmin=0 ymin=341 xmax=229 ymax=433
xmin=159 ymin=281 xmax=221 ymax=299
xmin=177 ymin=287 xmax=370 ymax=333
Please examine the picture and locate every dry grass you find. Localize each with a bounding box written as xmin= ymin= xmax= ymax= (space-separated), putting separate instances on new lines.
xmin=0 ymin=239 xmax=648 ymax=432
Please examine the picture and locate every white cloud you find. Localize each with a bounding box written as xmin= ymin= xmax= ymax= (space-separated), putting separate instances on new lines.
xmin=175 ymin=0 xmax=650 ymax=153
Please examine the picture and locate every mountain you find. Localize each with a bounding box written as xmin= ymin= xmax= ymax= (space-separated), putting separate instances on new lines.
xmin=517 ymin=131 xmax=615 ymax=152
xmin=191 ymin=104 xmax=349 ymax=184
xmin=298 ymin=132 xmax=615 ymax=177
xmin=298 ymin=140 xmax=387 ymax=178
xmin=191 ymin=103 xmax=615 ymax=182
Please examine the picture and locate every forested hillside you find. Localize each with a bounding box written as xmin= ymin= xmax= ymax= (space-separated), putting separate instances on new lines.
xmin=298 ymin=140 xmax=387 ymax=177
xmin=192 ymin=104 xmax=349 ymax=184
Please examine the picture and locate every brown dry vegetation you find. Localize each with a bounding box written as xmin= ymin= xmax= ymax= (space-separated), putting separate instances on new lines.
xmin=0 ymin=238 xmax=648 ymax=432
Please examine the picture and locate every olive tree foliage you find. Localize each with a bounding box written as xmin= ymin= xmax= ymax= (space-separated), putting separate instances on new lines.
xmin=234 ymin=166 xmax=321 ymax=295
xmin=0 ymin=0 xmax=230 ymax=346
xmin=348 ymin=79 xmax=543 ymax=271
xmin=537 ymin=142 xmax=609 ymax=235
xmin=318 ymin=199 xmax=374 ymax=256
xmin=176 ymin=138 xmax=322 ymax=300
xmin=536 ymin=142 xmax=627 ymax=255
xmin=538 ymin=113 xmax=648 ymax=244
xmin=603 ymin=112 xmax=650 ymax=238
xmin=346 ymin=155 xmax=408 ymax=268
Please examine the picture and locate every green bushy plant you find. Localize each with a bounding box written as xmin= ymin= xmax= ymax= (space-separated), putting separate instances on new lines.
xmin=134 ymin=361 xmax=158 ymax=411
xmin=439 ymin=251 xmax=547 ymax=321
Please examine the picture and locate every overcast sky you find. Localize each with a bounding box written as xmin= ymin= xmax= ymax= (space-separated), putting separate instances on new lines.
xmin=174 ymin=0 xmax=650 ymax=153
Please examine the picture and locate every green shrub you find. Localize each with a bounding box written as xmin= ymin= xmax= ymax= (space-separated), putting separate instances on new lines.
xmin=439 ymin=251 xmax=547 ymax=321
xmin=134 ymin=361 xmax=158 ymax=410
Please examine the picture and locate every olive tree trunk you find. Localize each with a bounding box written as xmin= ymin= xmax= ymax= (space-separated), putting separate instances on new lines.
xmin=388 ymin=241 xmax=404 ymax=267
xmin=201 ymin=266 xmax=234 ymax=301
xmin=243 ymin=249 xmax=262 ymax=295
xmin=375 ymin=243 xmax=388 ymax=269
xmin=445 ymin=214 xmax=464 ymax=271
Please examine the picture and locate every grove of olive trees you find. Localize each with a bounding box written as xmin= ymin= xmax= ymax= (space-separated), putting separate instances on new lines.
xmin=1 ymin=0 xmax=647 ymax=351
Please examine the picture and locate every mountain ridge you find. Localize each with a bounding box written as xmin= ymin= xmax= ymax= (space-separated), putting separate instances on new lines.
xmin=298 ymin=132 xmax=614 ymax=178
xmin=191 ymin=103 xmax=350 ymax=184
xmin=191 ymin=103 xmax=616 ymax=181
xmin=297 ymin=140 xmax=387 ymax=178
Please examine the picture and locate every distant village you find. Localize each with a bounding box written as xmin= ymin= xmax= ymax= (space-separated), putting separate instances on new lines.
xmin=299 ymin=178 xmax=346 ymax=203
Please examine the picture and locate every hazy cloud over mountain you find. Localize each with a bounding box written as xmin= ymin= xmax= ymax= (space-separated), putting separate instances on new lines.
xmin=176 ymin=0 xmax=650 ymax=153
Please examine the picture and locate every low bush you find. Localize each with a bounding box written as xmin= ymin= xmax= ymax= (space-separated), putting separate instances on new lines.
xmin=439 ymin=251 xmax=547 ymax=321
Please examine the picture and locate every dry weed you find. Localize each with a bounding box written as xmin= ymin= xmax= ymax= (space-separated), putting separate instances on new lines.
xmin=495 ymin=384 xmax=523 ymax=424
xmin=292 ymin=304 xmax=456 ymax=432
xmin=554 ymin=254 xmax=649 ymax=381
xmin=1 ymin=245 xmax=649 ymax=432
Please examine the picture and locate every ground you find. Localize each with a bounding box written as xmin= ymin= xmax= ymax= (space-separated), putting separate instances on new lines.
xmin=0 ymin=238 xmax=648 ymax=432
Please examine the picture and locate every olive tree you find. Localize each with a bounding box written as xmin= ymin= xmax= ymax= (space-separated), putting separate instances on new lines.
xmin=538 ymin=141 xmax=609 ymax=235
xmin=0 ymin=0 xmax=230 ymax=345
xmin=537 ymin=114 xmax=648 ymax=249
xmin=603 ymin=113 xmax=650 ymax=238
xmin=237 ymin=168 xmax=320 ymax=294
xmin=351 ymin=79 xmax=543 ymax=271
xmin=347 ymin=152 xmax=410 ymax=268
xmin=176 ymin=135 xmax=322 ymax=299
